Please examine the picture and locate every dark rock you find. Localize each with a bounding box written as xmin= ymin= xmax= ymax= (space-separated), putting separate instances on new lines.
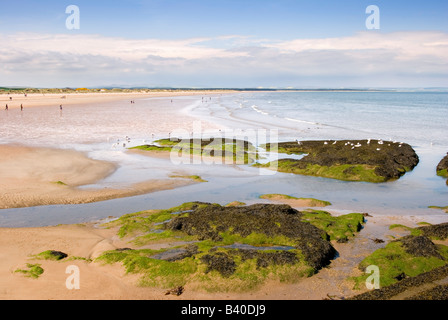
xmin=394 ymin=272 xmax=407 ymax=281
xmin=437 ymin=153 xmax=448 ymax=173
xmin=164 ymin=286 xmax=184 ymax=296
xmin=200 ymin=252 xmax=236 ymax=277
xmin=166 ymin=203 xmax=337 ymax=271
xmin=268 ymin=139 xmax=419 ymax=182
xmin=417 ymin=222 xmax=448 ymax=240
xmin=349 ymin=265 xmax=448 ymax=300
xmin=399 ymin=235 xmax=444 ymax=260
xmin=229 ymin=249 xmax=299 ymax=269
xmin=49 ymin=251 xmax=68 ymax=260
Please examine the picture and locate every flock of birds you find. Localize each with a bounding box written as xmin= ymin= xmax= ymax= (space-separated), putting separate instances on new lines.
xmin=298 ymin=139 xmax=406 ymax=151
xmin=110 ymin=135 xmax=138 ymax=149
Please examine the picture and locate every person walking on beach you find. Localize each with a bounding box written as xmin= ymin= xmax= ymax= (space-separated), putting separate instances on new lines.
xmin=60 ymin=104 xmax=63 ymax=110
xmin=5 ymin=104 xmax=8 ymax=110
xmin=20 ymin=104 xmax=23 ymax=111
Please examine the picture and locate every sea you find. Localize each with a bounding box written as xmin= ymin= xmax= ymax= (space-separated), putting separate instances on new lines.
xmin=0 ymin=90 xmax=447 ymax=227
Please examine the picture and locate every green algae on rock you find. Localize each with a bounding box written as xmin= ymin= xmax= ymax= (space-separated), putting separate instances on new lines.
xmin=259 ymin=140 xmax=419 ymax=183
xmin=97 ymin=202 xmax=365 ymax=292
xmin=352 ymin=232 xmax=448 ymax=290
xmin=349 ymin=264 xmax=448 ymax=300
xmin=389 ymin=222 xmax=448 ymax=240
xmin=130 ymin=137 xmax=258 ymax=164
xmin=437 ymin=153 xmax=448 ymax=185
xmin=428 ymin=206 xmax=448 ymax=213
xmin=259 ymin=193 xmax=332 ymax=207
xmin=34 ymin=250 xmax=68 ymax=261
xmin=301 ymin=210 xmax=365 ymax=243
xmin=14 ymin=263 xmax=44 ymax=279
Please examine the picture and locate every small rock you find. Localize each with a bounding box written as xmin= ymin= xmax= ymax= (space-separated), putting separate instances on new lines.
xmin=165 ymin=286 xmax=184 ymax=296
xmin=395 ymin=272 xmax=407 ymax=281
xmin=50 ymin=251 xmax=68 ymax=260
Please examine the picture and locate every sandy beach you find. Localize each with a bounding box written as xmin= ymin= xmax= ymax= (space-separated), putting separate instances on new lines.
xmin=0 ymin=91 xmax=232 ymax=109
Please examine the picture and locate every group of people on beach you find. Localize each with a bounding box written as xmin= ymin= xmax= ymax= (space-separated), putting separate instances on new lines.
xmin=4 ymin=104 xmax=23 ymax=110
xmin=4 ymin=104 xmax=62 ymax=111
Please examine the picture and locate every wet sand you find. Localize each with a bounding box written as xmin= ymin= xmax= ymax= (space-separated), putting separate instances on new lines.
xmin=0 ymin=145 xmax=200 ymax=209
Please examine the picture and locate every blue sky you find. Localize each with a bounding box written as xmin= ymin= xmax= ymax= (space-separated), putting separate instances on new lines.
xmin=2 ymin=0 xmax=447 ymax=39
xmin=0 ymin=0 xmax=447 ymax=88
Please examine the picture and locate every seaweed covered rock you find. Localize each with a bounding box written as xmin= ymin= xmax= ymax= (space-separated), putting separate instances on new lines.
xmin=437 ymin=153 xmax=448 ymax=175
xmin=36 ymin=250 xmax=68 ymax=261
xmin=98 ymin=202 xmax=366 ymax=292
xmin=437 ymin=153 xmax=448 ymax=185
xmin=262 ymin=140 xmax=419 ymax=182
xmin=200 ymin=252 xmax=237 ymax=277
xmin=354 ymin=234 xmax=448 ymax=291
xmin=131 ymin=138 xmax=257 ymax=164
xmin=166 ymin=203 xmax=336 ymax=270
xmin=400 ymin=235 xmax=444 ymax=260
xmin=417 ymin=222 xmax=448 ymax=240
xmin=349 ymin=265 xmax=448 ymax=300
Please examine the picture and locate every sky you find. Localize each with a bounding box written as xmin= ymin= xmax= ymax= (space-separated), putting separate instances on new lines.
xmin=0 ymin=0 xmax=447 ymax=88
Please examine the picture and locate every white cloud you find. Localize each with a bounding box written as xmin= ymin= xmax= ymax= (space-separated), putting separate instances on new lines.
xmin=0 ymin=31 xmax=447 ymax=87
